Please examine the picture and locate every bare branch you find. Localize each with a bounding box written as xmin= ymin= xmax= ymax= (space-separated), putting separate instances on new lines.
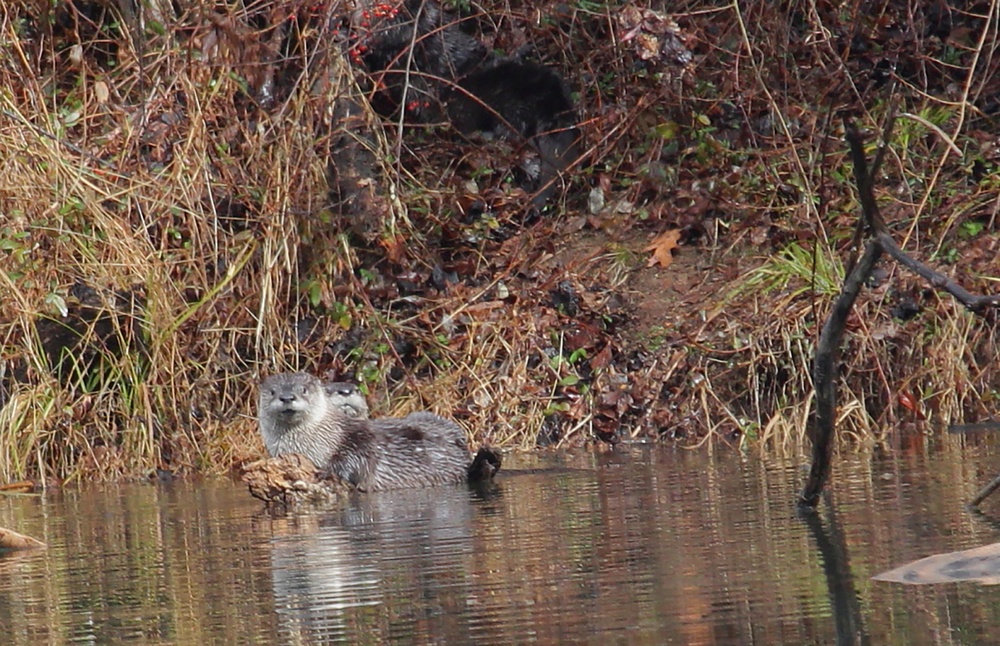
xmin=843 ymin=116 xmax=886 ymax=235
xmin=875 ymin=232 xmax=1000 ymax=314
xmin=802 ymin=112 xmax=1000 ymax=509
xmin=800 ymin=239 xmax=882 ymax=508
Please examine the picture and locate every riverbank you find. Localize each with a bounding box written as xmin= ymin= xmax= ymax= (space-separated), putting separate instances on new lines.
xmin=1 ymin=0 xmax=998 ymax=481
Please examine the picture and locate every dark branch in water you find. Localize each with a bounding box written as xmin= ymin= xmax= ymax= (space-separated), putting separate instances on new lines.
xmin=800 ymin=117 xmax=884 ymax=509
xmin=800 ymin=239 xmax=882 ymax=508
xmin=800 ymin=115 xmax=1000 ymax=509
xmin=971 ymin=473 xmax=1000 ymax=508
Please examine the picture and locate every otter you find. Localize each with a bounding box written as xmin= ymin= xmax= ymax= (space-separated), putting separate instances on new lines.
xmin=348 ymin=0 xmax=489 ymax=122
xmin=445 ymin=60 xmax=579 ymax=202
xmin=258 ymin=372 xmax=499 ymax=492
xmin=324 ymin=381 xmax=370 ymax=419
xmin=347 ymin=0 xmax=579 ymax=202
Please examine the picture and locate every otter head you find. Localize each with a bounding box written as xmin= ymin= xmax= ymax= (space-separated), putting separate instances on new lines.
xmin=324 ymin=381 xmax=370 ymax=419
xmin=259 ymin=372 xmax=329 ymax=436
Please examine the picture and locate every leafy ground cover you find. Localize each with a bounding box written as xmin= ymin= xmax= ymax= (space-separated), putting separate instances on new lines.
xmin=1 ymin=0 xmax=999 ymax=481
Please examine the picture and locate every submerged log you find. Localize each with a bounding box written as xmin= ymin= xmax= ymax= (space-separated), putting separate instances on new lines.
xmin=971 ymin=474 xmax=1000 ymax=508
xmin=0 ymin=481 xmax=37 ymax=494
xmin=873 ymin=543 xmax=1000 ymax=585
xmin=0 ymin=527 xmax=46 ymax=551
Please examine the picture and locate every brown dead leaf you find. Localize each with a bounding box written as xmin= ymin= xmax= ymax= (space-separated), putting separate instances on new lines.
xmin=590 ymin=344 xmax=613 ymax=370
xmin=380 ymin=234 xmax=408 ymax=265
xmin=645 ymin=229 xmax=681 ymax=268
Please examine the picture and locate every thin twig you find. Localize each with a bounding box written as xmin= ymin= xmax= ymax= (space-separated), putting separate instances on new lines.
xmin=0 ymin=108 xmax=120 ymax=172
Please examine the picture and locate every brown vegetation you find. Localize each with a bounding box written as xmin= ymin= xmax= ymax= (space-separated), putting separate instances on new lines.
xmin=1 ymin=0 xmax=999 ymax=482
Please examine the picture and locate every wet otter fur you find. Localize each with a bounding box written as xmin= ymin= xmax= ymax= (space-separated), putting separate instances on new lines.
xmin=258 ymin=372 xmax=499 ymax=492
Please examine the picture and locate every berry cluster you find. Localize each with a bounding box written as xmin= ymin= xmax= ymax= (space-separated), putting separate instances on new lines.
xmin=348 ymin=3 xmax=400 ymax=65
xmin=405 ymin=99 xmax=431 ymax=113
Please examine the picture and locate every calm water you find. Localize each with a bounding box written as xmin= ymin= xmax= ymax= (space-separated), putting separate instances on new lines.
xmin=4 ymin=438 xmax=1000 ymax=644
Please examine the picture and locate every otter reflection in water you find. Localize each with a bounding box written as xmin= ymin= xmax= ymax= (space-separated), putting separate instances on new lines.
xmin=258 ymin=372 xmax=499 ymax=492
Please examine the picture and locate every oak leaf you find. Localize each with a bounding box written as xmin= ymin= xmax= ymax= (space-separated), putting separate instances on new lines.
xmin=645 ymin=229 xmax=681 ymax=268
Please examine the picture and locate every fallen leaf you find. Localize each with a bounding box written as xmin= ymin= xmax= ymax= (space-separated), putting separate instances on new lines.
xmin=645 ymin=229 xmax=681 ymax=268
xmin=590 ymin=344 xmax=613 ymax=370
xmin=380 ymin=234 xmax=408 ymax=265
xmin=898 ymin=391 xmax=921 ymax=415
xmin=94 ymin=81 xmax=109 ymax=104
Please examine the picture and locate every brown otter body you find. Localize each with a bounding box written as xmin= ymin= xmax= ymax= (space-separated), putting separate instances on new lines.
xmin=258 ymin=372 xmax=497 ymax=492
xmin=318 ymin=411 xmax=479 ymax=491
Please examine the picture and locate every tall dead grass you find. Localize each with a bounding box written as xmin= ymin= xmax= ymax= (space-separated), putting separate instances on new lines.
xmin=0 ymin=0 xmax=589 ymax=481
xmin=0 ymin=0 xmax=362 ymax=480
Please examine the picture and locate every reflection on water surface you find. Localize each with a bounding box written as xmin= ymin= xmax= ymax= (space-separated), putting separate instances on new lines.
xmin=4 ymin=441 xmax=1000 ymax=644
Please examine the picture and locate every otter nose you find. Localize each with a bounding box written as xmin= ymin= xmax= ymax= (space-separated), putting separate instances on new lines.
xmin=279 ymin=394 xmax=297 ymax=404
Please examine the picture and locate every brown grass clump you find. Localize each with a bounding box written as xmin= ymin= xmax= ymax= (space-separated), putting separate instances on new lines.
xmin=1 ymin=0 xmax=1000 ymax=482
xmin=1 ymin=0 xmax=357 ymax=480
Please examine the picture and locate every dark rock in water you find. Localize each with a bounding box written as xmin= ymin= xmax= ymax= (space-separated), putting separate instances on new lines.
xmin=873 ymin=542 xmax=1000 ymax=585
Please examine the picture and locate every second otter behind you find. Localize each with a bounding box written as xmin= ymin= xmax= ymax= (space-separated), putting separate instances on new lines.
xmin=258 ymin=373 xmax=499 ymax=492
xmin=324 ymin=381 xmax=370 ymax=419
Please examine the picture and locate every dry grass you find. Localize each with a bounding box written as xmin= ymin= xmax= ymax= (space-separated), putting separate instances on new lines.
xmin=1 ymin=0 xmax=999 ymax=482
